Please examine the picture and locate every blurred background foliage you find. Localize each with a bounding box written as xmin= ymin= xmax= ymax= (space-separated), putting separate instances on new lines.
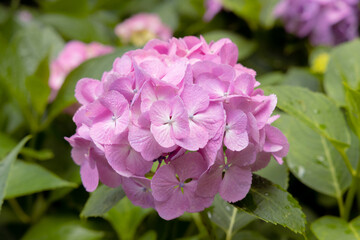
xmin=0 ymin=0 xmax=359 ymax=239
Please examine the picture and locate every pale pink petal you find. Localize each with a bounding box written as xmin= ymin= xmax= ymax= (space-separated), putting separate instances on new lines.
xmin=154 ymin=189 xmax=189 ymax=220
xmin=75 ymin=78 xmax=102 ymax=105
xmin=149 ymin=100 xmax=171 ymax=125
xmin=80 ymin=157 xmax=99 ymax=192
xmin=151 ymin=124 xmax=176 ymax=148
xmin=176 ymin=121 xmax=209 ymax=151
xmin=181 ymin=84 xmax=209 ymax=116
xmin=224 ymin=130 xmax=248 ymax=151
xmin=226 ymin=143 xmax=256 ymax=167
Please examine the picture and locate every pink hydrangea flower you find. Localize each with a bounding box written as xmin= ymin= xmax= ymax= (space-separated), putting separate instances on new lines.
xmin=49 ymin=41 xmax=114 ymax=101
xmin=115 ymin=13 xmax=172 ymax=47
xmin=274 ymin=0 xmax=359 ymax=46
xmin=67 ymin=36 xmax=289 ymax=220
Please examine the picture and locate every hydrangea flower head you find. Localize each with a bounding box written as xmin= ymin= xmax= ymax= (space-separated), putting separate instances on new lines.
xmin=49 ymin=41 xmax=114 ymax=100
xmin=274 ymin=0 xmax=359 ymax=46
xmin=67 ymin=36 xmax=289 ymax=220
xmin=115 ymin=13 xmax=172 ymax=47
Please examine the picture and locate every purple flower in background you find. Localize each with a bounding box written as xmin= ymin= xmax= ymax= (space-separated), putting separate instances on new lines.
xmin=204 ymin=0 xmax=223 ymax=22
xmin=115 ymin=13 xmax=172 ymax=47
xmin=274 ymin=0 xmax=359 ymax=46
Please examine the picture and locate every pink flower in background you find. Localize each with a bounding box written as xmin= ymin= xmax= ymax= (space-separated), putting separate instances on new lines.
xmin=204 ymin=0 xmax=223 ymax=22
xmin=49 ymin=41 xmax=114 ymax=100
xmin=274 ymin=0 xmax=359 ymax=46
xmin=67 ymin=36 xmax=289 ymax=220
xmin=115 ymin=13 xmax=172 ymax=47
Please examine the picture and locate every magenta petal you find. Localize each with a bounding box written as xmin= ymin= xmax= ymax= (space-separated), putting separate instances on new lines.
xmin=122 ymin=177 xmax=155 ymax=208
xmin=219 ymin=166 xmax=252 ymax=202
xmin=80 ymin=158 xmax=99 ymax=192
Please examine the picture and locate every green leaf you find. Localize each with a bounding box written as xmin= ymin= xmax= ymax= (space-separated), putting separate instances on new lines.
xmin=81 ymin=185 xmax=125 ymax=218
xmin=22 ymin=215 xmax=104 ymax=240
xmin=263 ymin=85 xmax=351 ymax=150
xmin=311 ymin=216 xmax=360 ymax=240
xmin=45 ymin=47 xmax=133 ymax=129
xmin=257 ymin=72 xmax=285 ymax=86
xmin=40 ymin=13 xmax=113 ymax=44
xmin=5 ymin=160 xmax=76 ymax=198
xmin=209 ymin=195 xmax=255 ymax=235
xmin=203 ymin=30 xmax=257 ymax=60
xmin=282 ymin=67 xmax=321 ymax=92
xmin=232 ymin=175 xmax=306 ymax=234
xmin=0 ymin=136 xmax=30 ymax=211
xmin=256 ymin=158 xmax=289 ymax=189
xmin=324 ymin=39 xmax=360 ymax=106
xmin=25 ymin=55 xmax=51 ymax=116
xmin=344 ymin=83 xmax=360 ymax=139
xmin=104 ymin=197 xmax=153 ymax=240
xmin=223 ymin=0 xmax=279 ymax=29
xmin=274 ymin=114 xmax=358 ymax=198
xmin=0 ymin=133 xmax=16 ymax=159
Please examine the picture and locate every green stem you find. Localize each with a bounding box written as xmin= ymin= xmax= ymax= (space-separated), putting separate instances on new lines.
xmin=338 ymin=149 xmax=356 ymax=177
xmin=8 ymin=198 xmax=31 ymax=223
xmin=344 ymin=156 xmax=360 ymax=220
xmin=226 ymin=208 xmax=237 ymax=240
xmin=337 ymin=195 xmax=345 ymax=220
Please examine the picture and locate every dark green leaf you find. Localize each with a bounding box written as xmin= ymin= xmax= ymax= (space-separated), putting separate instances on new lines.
xmin=311 ymin=216 xmax=360 ymax=240
xmin=203 ymin=30 xmax=257 ymax=60
xmin=263 ymin=86 xmax=351 ymax=150
xmin=324 ymin=39 xmax=360 ymax=106
xmin=22 ymin=215 xmax=104 ymax=240
xmin=81 ymin=185 xmax=125 ymax=218
xmin=233 ymin=175 xmax=306 ymax=234
xmin=104 ymin=197 xmax=153 ymax=240
xmin=5 ymin=160 xmax=76 ymax=199
xmin=0 ymin=136 xmax=30 ymax=211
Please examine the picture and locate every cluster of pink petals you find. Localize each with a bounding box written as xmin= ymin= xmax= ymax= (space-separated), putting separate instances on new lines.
xmin=49 ymin=41 xmax=114 ymax=100
xmin=67 ymin=36 xmax=289 ymax=220
xmin=274 ymin=0 xmax=359 ymax=46
xmin=115 ymin=13 xmax=172 ymax=46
